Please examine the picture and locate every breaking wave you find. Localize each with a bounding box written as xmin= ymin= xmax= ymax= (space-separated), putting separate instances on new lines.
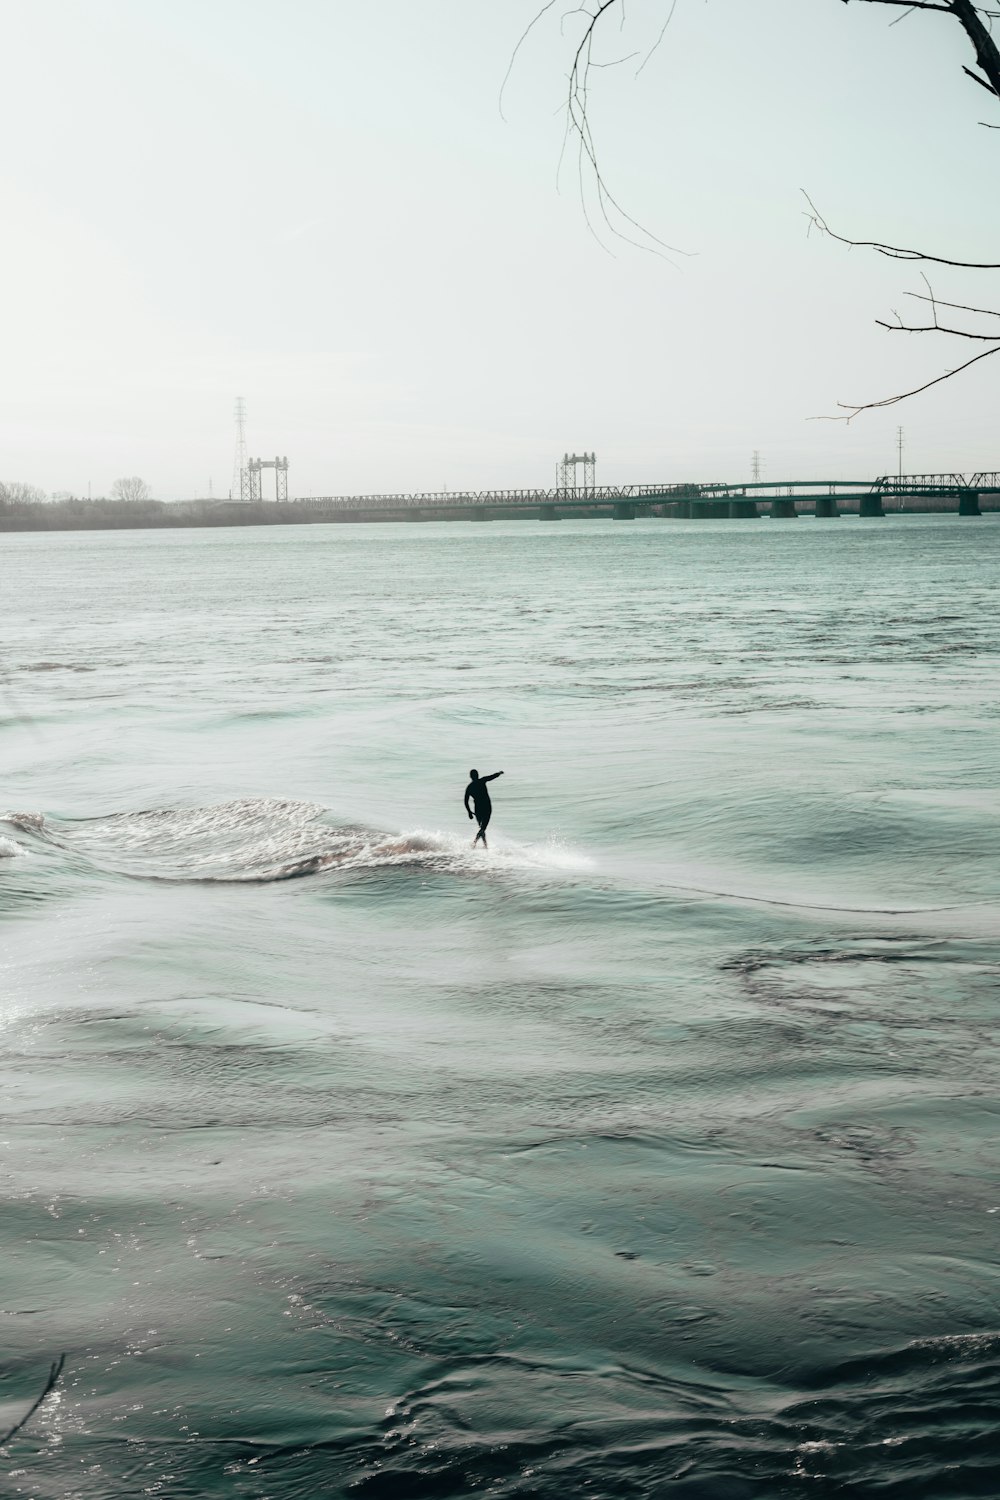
xmin=0 ymin=798 xmax=596 ymax=884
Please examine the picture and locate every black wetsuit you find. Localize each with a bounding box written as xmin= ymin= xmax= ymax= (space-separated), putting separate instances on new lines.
xmin=465 ymin=772 xmax=502 ymax=845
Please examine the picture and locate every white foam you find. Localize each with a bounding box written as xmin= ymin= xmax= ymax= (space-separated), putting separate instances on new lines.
xmin=0 ymin=810 xmax=44 ymax=832
xmin=0 ymin=836 xmax=24 ymax=858
xmin=384 ymin=829 xmax=597 ymax=875
xmin=8 ymin=800 xmax=598 ymax=885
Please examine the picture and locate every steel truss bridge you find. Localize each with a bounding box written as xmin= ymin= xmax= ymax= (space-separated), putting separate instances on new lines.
xmin=283 ymin=472 xmax=998 ymax=520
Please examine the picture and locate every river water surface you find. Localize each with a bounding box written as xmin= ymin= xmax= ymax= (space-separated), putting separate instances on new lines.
xmin=2 ymin=517 xmax=999 ymax=1497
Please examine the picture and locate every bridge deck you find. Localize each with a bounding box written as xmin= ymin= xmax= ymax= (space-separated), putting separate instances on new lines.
xmin=287 ymin=480 xmax=984 ymax=512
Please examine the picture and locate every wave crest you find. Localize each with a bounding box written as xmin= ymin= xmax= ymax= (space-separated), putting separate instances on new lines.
xmin=1 ymin=799 xmax=593 ymax=885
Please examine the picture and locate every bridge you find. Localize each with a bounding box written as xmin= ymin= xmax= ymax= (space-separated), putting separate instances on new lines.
xmin=275 ymin=473 xmax=998 ymax=522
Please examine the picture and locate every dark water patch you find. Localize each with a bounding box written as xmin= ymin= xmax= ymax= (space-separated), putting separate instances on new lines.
xmin=19 ymin=661 xmax=95 ymax=673
xmin=226 ymin=707 xmax=327 ymax=722
xmin=103 ymin=1315 xmax=994 ymax=1499
xmin=335 ymin=1339 xmax=1000 ymax=1497
xmin=719 ymin=938 xmax=1000 ymax=1096
xmin=0 ymin=823 xmax=93 ymax=916
xmin=7 ymin=1147 xmax=1000 ymax=1495
xmin=723 ymin=937 xmax=1000 ymax=1023
xmin=717 ymin=697 xmax=821 ymax=715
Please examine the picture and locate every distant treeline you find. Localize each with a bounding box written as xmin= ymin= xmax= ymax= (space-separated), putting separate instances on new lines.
xmin=0 ymin=498 xmax=352 ymax=531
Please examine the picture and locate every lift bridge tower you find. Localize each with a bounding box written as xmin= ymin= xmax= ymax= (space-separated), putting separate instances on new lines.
xmin=558 ymin=451 xmax=596 ymax=492
xmin=232 ymin=397 xmax=290 ymax=501
xmin=246 ymin=455 xmax=289 ymax=502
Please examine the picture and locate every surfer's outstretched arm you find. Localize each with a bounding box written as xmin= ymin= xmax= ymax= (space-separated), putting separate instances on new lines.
xmin=482 ymin=771 xmax=503 ymax=783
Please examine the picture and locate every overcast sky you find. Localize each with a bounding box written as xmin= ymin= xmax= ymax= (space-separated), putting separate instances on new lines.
xmin=1 ymin=0 xmax=997 ymax=498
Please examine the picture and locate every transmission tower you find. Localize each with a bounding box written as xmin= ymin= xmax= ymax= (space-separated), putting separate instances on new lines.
xmin=558 ymin=452 xmax=596 ymax=492
xmin=751 ymin=450 xmax=762 ymax=482
xmin=233 ymin=397 xmax=249 ymax=502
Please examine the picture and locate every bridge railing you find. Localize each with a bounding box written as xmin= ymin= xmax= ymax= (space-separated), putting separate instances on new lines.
xmin=873 ymin=473 xmax=969 ymax=494
xmin=289 ymin=484 xmax=713 ymax=510
xmin=691 ymin=480 xmax=870 ymax=497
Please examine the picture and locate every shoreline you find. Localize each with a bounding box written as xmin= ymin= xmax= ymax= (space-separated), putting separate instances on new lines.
xmin=1 ymin=498 xmax=995 ymax=533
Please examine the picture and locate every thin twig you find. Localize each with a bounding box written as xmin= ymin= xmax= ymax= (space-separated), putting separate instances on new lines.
xmin=815 ymin=343 xmax=1000 ymax=417
xmin=565 ymin=0 xmax=688 ymax=259
xmin=0 ymin=1355 xmax=66 ymax=1447
xmin=588 ymin=51 xmax=641 ymax=68
xmin=802 ymin=191 xmax=1000 ymax=267
xmin=498 ymin=0 xmax=559 ymax=121
xmin=905 ymin=290 xmax=1000 ymax=317
xmin=877 ymin=269 xmax=1000 ymax=334
xmin=635 ymin=0 xmax=679 ymax=77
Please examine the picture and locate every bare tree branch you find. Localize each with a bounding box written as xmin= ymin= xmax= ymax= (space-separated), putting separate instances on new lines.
xmin=803 ymin=192 xmax=1000 ymax=267
xmin=818 ymin=342 xmax=1000 ymax=417
xmin=876 ymin=317 xmax=1000 ymax=336
xmin=561 ymin=21 xmax=683 ymax=256
xmin=0 ymin=1356 xmax=66 ymax=1448
xmin=906 ymin=290 xmax=1000 ymax=315
xmin=562 ymin=1 xmax=690 ymax=259
xmin=963 ymin=62 xmax=1000 ymax=92
xmin=875 ymin=271 xmax=1000 ymax=331
xmin=635 ymin=0 xmax=679 ymax=78
xmin=499 ymin=0 xmax=559 ymax=121
xmin=952 ymin=0 xmax=1000 ymax=97
xmin=517 ymin=2 xmax=1000 ymax=413
xmin=844 ymin=0 xmax=1000 ymax=98
xmin=843 ymin=1 xmax=954 ymax=11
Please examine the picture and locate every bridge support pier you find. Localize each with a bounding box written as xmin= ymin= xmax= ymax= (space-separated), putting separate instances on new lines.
xmin=814 ymin=497 xmax=839 ymax=518
xmin=729 ymin=500 xmax=759 ymax=519
xmin=859 ymin=496 xmax=885 ymax=517
xmin=538 ymin=504 xmax=561 ymax=520
xmin=671 ymin=501 xmax=691 ymax=519
xmin=690 ymin=500 xmax=730 ymax=519
xmin=612 ymin=502 xmax=636 ymax=520
xmin=770 ymin=498 xmax=798 ymax=518
xmin=959 ymin=490 xmax=982 ymax=515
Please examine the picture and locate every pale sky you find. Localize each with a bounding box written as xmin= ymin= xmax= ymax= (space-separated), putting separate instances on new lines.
xmin=1 ymin=0 xmax=997 ymax=499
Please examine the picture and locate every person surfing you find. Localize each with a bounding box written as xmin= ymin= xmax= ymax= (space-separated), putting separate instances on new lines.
xmin=464 ymin=768 xmax=503 ymax=849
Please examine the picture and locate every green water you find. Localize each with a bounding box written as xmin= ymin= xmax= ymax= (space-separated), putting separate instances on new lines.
xmin=2 ymin=517 xmax=999 ymax=1497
